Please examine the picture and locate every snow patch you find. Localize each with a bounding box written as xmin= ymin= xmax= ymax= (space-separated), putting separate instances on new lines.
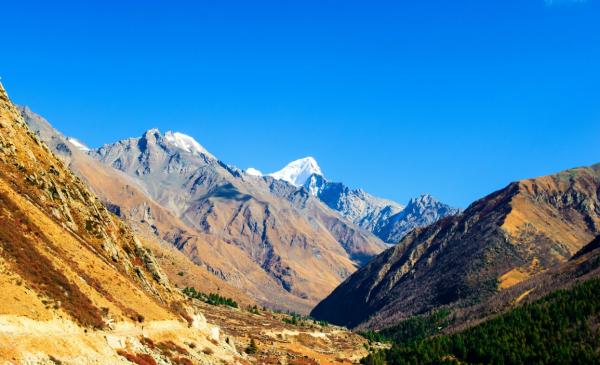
xmin=164 ymin=131 xmax=214 ymax=158
xmin=246 ymin=167 xmax=263 ymax=176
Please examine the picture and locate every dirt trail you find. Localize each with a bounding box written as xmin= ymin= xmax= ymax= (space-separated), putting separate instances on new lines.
xmin=0 ymin=315 xmax=234 ymax=365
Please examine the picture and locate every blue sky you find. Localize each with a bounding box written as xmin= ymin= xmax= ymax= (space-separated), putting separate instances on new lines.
xmin=1 ymin=0 xmax=599 ymax=207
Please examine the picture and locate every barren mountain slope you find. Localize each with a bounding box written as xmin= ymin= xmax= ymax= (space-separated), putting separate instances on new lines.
xmin=19 ymin=106 xmax=255 ymax=308
xmin=84 ymin=128 xmax=385 ymax=312
xmin=432 ymin=234 xmax=600 ymax=335
xmin=312 ymin=164 xmax=600 ymax=327
xmin=0 ymin=83 xmax=253 ymax=364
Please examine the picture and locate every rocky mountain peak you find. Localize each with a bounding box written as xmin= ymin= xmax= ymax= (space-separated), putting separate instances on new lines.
xmin=373 ymin=193 xmax=459 ymax=243
xmin=133 ymin=128 xmax=214 ymax=159
xmin=404 ymin=193 xmax=442 ymax=213
xmin=269 ymin=156 xmax=323 ymax=186
xmin=409 ymin=193 xmax=434 ymax=204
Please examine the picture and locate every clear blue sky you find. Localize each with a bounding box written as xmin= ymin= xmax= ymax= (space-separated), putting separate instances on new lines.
xmin=1 ymin=0 xmax=599 ymax=207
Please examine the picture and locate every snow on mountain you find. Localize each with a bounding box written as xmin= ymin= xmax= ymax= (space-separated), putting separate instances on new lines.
xmin=268 ymin=157 xmax=323 ymax=187
xmin=66 ymin=137 xmax=90 ymax=152
xmin=164 ymin=131 xmax=214 ymax=158
xmin=246 ymin=167 xmax=263 ymax=176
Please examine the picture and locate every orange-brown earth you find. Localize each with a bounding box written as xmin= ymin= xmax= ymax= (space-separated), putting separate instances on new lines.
xmin=0 ymin=82 xmax=367 ymax=364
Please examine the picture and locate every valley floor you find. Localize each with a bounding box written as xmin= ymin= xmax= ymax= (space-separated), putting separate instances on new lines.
xmin=0 ymin=302 xmax=368 ymax=365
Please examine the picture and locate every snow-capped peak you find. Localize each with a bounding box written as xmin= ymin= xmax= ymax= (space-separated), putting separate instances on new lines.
xmin=164 ymin=131 xmax=214 ymax=158
xmin=66 ymin=137 xmax=90 ymax=152
xmin=268 ymin=157 xmax=323 ymax=187
xmin=245 ymin=167 xmax=263 ymax=176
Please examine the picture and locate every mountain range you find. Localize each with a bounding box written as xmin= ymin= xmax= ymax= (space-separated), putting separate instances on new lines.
xmin=19 ymin=105 xmax=457 ymax=313
xmin=0 ymin=82 xmax=249 ymax=364
xmin=2 ymin=80 xmax=600 ymax=363
xmin=251 ymin=158 xmax=459 ymax=244
xmin=20 ymin=108 xmax=387 ymax=312
xmin=18 ymin=105 xmax=256 ymax=307
xmin=1 ymin=81 xmax=375 ymax=365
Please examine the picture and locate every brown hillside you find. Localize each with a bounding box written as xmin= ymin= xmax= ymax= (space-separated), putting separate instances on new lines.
xmin=0 ymin=82 xmax=243 ymax=364
xmin=19 ymin=105 xmax=256 ymax=308
xmin=311 ymin=164 xmax=600 ymax=328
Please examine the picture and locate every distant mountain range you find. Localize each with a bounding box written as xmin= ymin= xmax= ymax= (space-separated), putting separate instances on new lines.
xmin=15 ymin=94 xmax=465 ymax=315
xmin=20 ymin=103 xmax=457 ymax=312
xmin=311 ymin=163 xmax=600 ymax=328
xmin=20 ymin=107 xmax=389 ymax=312
xmin=250 ymin=158 xmax=459 ymax=244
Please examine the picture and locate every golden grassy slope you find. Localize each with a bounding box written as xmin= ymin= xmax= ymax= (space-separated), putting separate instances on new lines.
xmin=0 ymin=82 xmax=186 ymax=326
xmin=0 ymin=82 xmax=368 ymax=364
xmin=0 ymin=82 xmax=240 ymax=364
xmin=499 ymin=166 xmax=600 ymax=287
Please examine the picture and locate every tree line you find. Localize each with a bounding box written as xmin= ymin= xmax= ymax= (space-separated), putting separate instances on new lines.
xmin=361 ymin=279 xmax=600 ymax=365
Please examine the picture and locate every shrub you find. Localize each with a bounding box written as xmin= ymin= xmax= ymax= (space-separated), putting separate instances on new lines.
xmin=172 ymin=358 xmax=194 ymax=365
xmin=116 ymin=350 xmax=157 ymax=365
xmin=245 ymin=338 xmax=258 ymax=355
xmin=182 ymin=287 xmax=238 ymax=308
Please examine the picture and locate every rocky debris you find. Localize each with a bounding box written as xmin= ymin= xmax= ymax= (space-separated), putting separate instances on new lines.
xmin=134 ymin=238 xmax=170 ymax=286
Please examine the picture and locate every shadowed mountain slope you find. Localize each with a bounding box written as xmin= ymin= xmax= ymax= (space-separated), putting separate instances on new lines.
xmin=312 ymin=164 xmax=600 ymax=327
